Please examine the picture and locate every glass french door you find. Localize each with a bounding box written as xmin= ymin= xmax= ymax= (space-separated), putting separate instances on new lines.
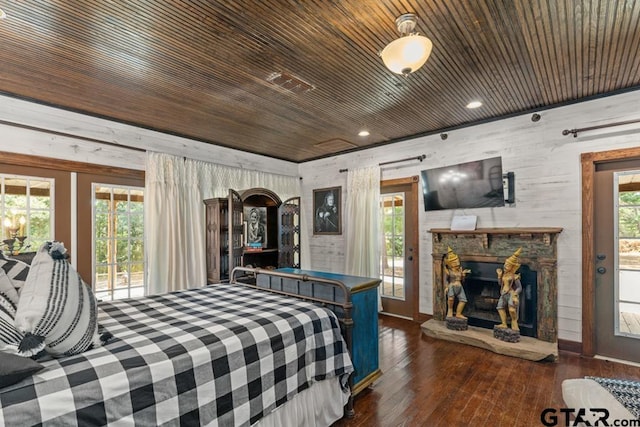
xmin=614 ymin=171 xmax=640 ymax=339
xmin=92 ymin=184 xmax=145 ymax=301
xmin=379 ymin=177 xmax=418 ymax=319
xmin=594 ymin=162 xmax=640 ymax=363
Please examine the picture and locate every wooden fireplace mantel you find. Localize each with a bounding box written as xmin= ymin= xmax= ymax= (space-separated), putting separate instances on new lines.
xmin=429 ymin=227 xmax=563 ymax=249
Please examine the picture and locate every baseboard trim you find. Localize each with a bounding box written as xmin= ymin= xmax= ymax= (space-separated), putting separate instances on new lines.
xmin=594 ymin=354 xmax=640 ymax=368
xmin=558 ymin=338 xmax=582 ymax=354
xmin=380 ymin=311 xmax=413 ymax=321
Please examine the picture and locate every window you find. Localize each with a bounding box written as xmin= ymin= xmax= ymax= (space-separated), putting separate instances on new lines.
xmin=0 ymin=174 xmax=54 ymax=254
xmin=93 ymin=184 xmax=144 ymax=300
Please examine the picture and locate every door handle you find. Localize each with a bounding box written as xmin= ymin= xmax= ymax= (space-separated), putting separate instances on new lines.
xmin=407 ymin=256 xmax=413 ymax=261
xmin=596 ymin=254 xmax=606 ymax=260
xmin=596 ymin=267 xmax=606 ymax=274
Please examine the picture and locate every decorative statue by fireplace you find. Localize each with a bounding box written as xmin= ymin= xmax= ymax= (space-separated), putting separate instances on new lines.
xmin=444 ymin=247 xmax=471 ymax=330
xmin=494 ymin=247 xmax=523 ymax=342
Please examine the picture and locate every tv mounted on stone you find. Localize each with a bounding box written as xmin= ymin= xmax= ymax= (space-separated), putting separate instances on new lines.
xmin=420 ymin=156 xmax=506 ymax=211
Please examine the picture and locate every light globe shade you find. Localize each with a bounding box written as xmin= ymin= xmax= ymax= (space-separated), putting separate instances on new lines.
xmin=380 ymin=35 xmax=433 ymax=75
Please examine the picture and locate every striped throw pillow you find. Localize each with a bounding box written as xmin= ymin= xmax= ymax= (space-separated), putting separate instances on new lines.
xmin=0 ymin=253 xmax=30 ymax=296
xmin=0 ymin=269 xmax=23 ymax=354
xmin=14 ymin=242 xmax=101 ymax=358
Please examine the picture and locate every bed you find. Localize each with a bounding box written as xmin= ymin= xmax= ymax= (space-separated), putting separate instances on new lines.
xmin=0 ymin=268 xmax=355 ymax=426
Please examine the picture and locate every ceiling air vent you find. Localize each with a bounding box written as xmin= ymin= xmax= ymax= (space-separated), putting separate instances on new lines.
xmin=266 ymin=72 xmax=315 ymax=94
xmin=313 ymin=139 xmax=358 ymax=152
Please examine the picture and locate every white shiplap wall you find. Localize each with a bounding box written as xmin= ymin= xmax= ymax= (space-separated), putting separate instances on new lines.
xmin=2 ymin=90 xmax=640 ymax=343
xmin=0 ymin=95 xmax=298 ymax=176
xmin=300 ymin=89 xmax=640 ymax=343
xmin=0 ymin=94 xmax=300 ymax=276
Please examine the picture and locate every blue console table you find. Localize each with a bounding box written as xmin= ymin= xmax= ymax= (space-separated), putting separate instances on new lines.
xmin=256 ymin=268 xmax=382 ymax=395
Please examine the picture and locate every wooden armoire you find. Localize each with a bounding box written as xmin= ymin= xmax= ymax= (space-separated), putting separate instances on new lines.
xmin=204 ymin=188 xmax=300 ymax=283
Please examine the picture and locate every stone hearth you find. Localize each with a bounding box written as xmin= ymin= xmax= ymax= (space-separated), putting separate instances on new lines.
xmin=425 ymin=227 xmax=562 ymax=359
xmin=421 ymin=319 xmax=558 ymax=361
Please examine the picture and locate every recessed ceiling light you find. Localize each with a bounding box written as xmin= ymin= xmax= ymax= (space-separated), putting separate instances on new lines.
xmin=466 ymin=101 xmax=482 ymax=109
xmin=358 ymin=130 xmax=370 ymax=137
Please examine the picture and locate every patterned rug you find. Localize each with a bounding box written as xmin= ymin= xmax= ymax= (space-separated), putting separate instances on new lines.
xmin=587 ymin=376 xmax=640 ymax=419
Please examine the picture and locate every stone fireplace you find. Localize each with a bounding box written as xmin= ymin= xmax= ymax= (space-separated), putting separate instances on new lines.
xmin=423 ymin=227 xmax=562 ymax=360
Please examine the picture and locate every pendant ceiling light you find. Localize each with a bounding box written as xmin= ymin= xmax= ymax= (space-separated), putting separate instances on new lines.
xmin=380 ymin=13 xmax=433 ymax=76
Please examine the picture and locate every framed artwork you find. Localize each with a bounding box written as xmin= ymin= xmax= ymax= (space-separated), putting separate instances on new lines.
xmin=244 ymin=206 xmax=267 ymax=247
xmin=313 ymin=186 xmax=341 ymax=235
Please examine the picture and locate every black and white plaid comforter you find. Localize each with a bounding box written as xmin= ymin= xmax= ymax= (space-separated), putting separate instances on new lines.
xmin=0 ymin=284 xmax=354 ymax=426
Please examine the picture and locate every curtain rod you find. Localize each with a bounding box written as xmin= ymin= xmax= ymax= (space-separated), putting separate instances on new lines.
xmin=562 ymin=118 xmax=640 ymax=137
xmin=339 ymin=154 xmax=426 ymax=173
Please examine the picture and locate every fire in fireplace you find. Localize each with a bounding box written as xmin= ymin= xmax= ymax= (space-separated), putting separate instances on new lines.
xmin=461 ymin=260 xmax=538 ymax=338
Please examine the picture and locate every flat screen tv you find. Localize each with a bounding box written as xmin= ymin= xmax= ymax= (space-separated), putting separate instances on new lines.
xmin=421 ymin=156 xmax=505 ymax=211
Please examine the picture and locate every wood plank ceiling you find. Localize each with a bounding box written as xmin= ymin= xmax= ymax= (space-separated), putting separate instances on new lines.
xmin=0 ymin=1 xmax=639 ymax=163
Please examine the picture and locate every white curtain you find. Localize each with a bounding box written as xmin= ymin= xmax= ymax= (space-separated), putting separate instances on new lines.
xmin=145 ymin=151 xmax=301 ymax=294
xmin=193 ymin=161 xmax=299 ymax=200
xmin=184 ymin=161 xmax=207 ymax=288
xmin=145 ymin=152 xmax=194 ymax=294
xmin=344 ymin=165 xmax=381 ymax=279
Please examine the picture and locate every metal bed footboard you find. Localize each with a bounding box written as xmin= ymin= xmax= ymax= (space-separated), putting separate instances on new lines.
xmin=230 ymin=266 xmax=355 ymax=417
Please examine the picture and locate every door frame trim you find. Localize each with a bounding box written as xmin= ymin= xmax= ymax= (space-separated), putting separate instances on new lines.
xmin=582 ymin=146 xmax=640 ymax=356
xmin=381 ymin=176 xmax=423 ymax=322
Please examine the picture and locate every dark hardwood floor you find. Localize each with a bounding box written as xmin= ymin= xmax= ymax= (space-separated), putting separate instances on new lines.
xmin=334 ymin=315 xmax=640 ymax=427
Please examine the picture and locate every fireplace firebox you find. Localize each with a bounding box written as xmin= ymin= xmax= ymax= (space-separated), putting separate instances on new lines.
xmin=460 ymin=260 xmax=538 ymax=338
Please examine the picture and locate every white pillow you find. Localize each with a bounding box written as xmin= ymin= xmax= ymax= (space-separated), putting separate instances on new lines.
xmin=0 ymin=269 xmax=23 ymax=354
xmin=14 ymin=242 xmax=101 ymax=357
